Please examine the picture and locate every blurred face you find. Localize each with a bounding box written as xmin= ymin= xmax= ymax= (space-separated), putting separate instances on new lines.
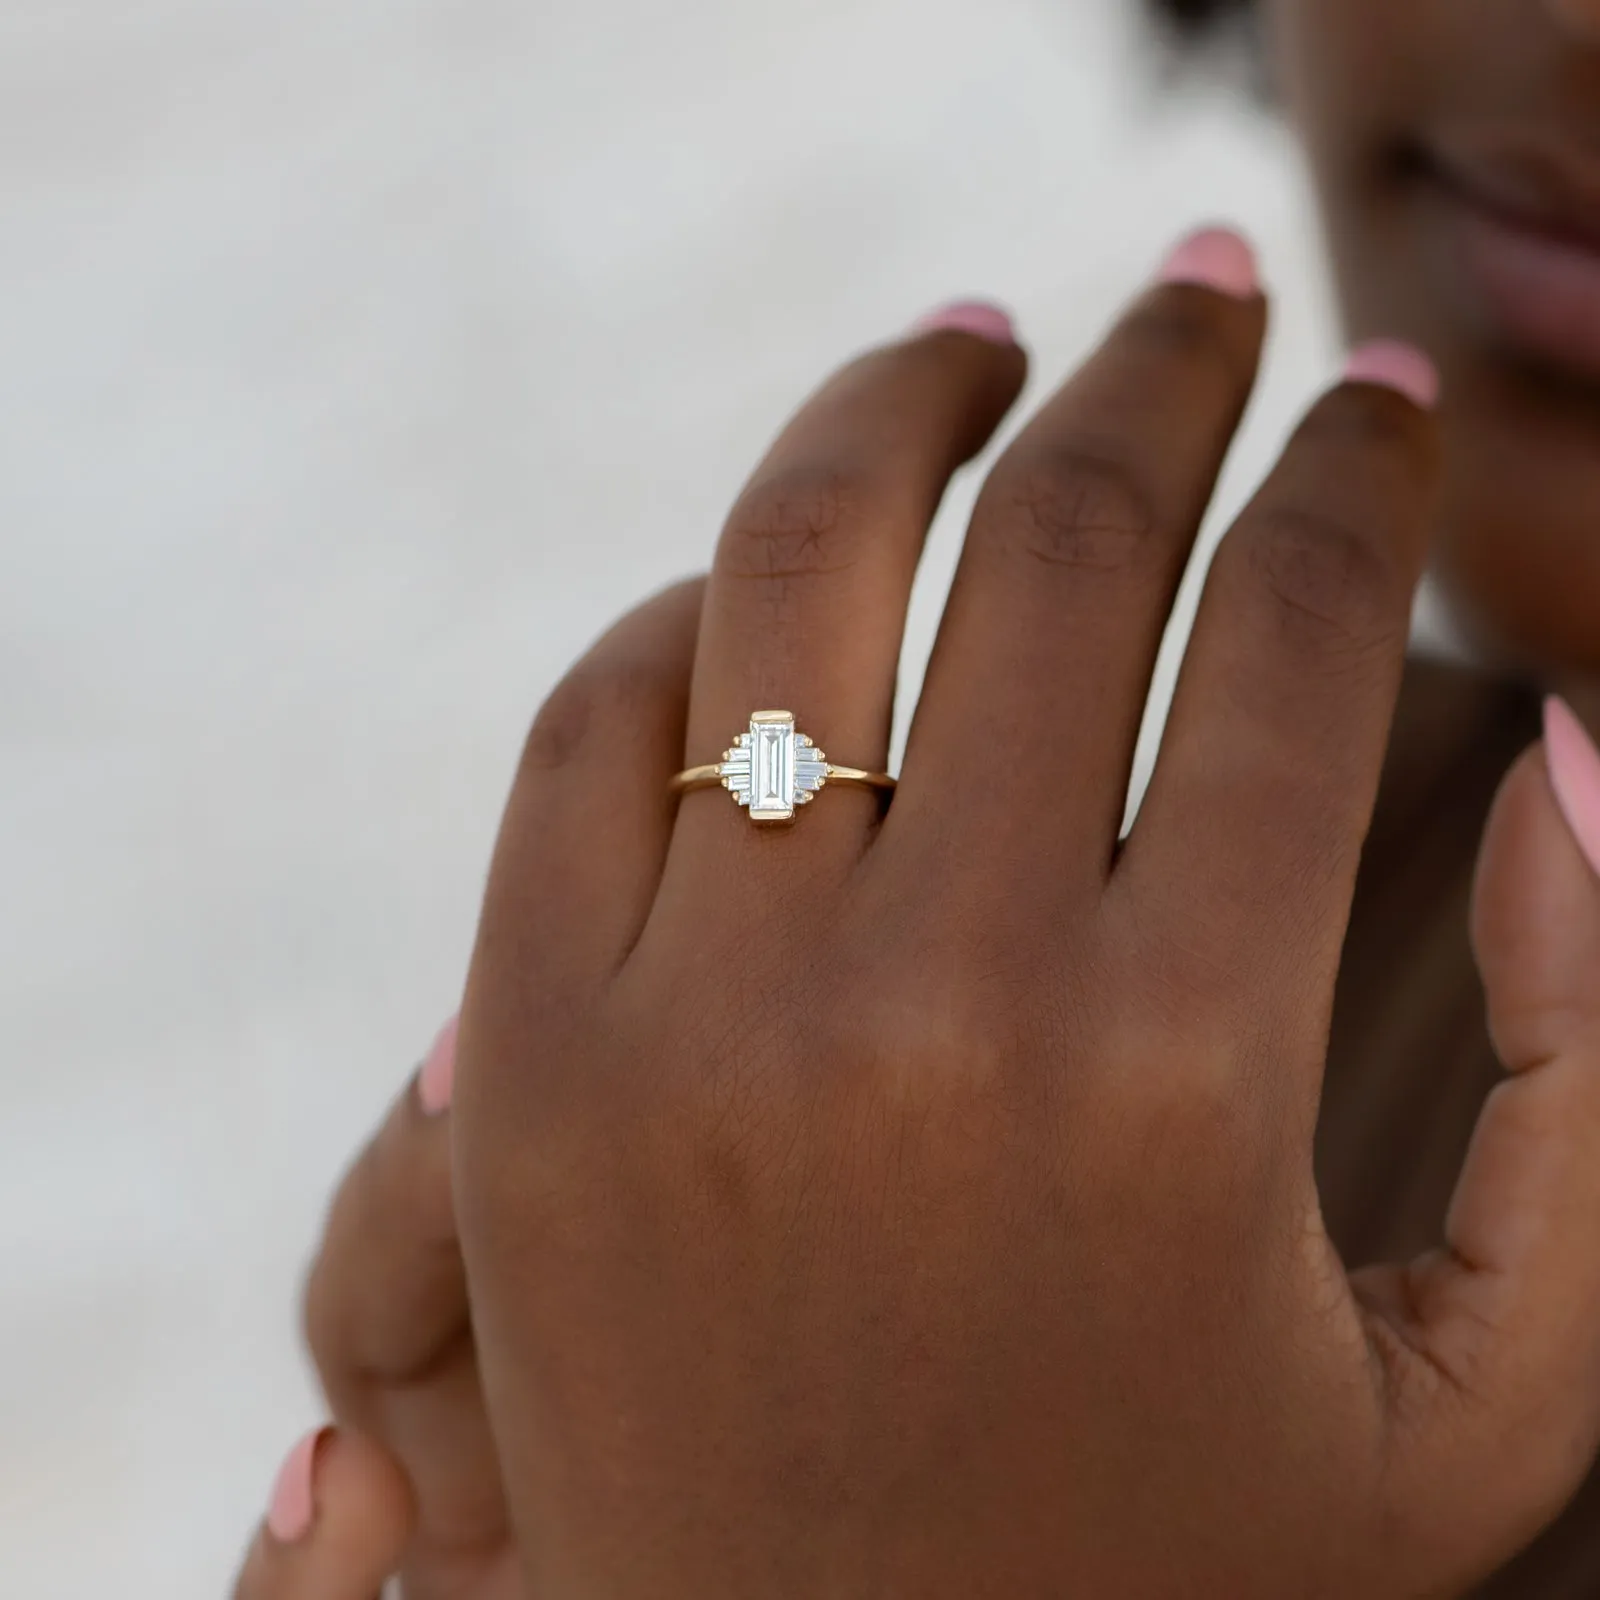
xmin=1266 ymin=0 xmax=1600 ymax=674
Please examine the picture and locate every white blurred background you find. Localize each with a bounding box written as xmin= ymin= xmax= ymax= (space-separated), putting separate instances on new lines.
xmin=0 ymin=2 xmax=1346 ymax=1593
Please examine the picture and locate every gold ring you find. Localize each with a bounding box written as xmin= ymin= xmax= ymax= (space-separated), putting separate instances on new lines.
xmin=670 ymin=710 xmax=896 ymax=824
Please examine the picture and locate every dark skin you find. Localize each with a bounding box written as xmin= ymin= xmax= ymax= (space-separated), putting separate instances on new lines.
xmin=1267 ymin=0 xmax=1600 ymax=681
xmin=1271 ymin=3 xmax=1600 ymax=1588
xmin=236 ymin=3 xmax=1600 ymax=1595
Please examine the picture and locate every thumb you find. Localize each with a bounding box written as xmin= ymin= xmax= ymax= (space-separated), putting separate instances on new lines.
xmin=1383 ymin=697 xmax=1600 ymax=1569
xmin=1476 ymin=697 xmax=1600 ymax=1076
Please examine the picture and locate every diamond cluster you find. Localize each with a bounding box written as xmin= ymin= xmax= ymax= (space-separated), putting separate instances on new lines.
xmin=719 ymin=711 xmax=828 ymax=822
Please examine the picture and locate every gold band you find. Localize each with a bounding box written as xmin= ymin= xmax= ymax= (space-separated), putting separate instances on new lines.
xmin=669 ymin=710 xmax=895 ymax=824
xmin=669 ymin=762 xmax=895 ymax=795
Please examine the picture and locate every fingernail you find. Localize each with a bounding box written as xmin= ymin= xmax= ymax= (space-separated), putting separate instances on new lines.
xmin=1341 ymin=339 xmax=1440 ymax=409
xmin=1155 ymin=225 xmax=1260 ymax=299
xmin=417 ymin=1013 xmax=459 ymax=1116
xmin=266 ymin=1427 xmax=327 ymax=1544
xmin=910 ymin=300 xmax=1018 ymax=345
xmin=1545 ymin=696 xmax=1600 ymax=880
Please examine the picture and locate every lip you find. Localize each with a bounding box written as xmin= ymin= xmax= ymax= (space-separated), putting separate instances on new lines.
xmin=1419 ymin=130 xmax=1600 ymax=383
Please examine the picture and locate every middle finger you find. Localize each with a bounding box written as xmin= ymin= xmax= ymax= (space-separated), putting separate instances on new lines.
xmin=894 ymin=228 xmax=1266 ymax=899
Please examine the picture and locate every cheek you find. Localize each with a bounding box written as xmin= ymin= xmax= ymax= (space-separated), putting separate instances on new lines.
xmin=1259 ymin=0 xmax=1390 ymax=144
xmin=1258 ymin=0 xmax=1409 ymax=316
xmin=1260 ymin=0 xmax=1600 ymax=672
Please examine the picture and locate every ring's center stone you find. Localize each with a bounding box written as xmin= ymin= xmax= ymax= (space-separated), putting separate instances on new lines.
xmin=753 ymin=715 xmax=792 ymax=817
xmin=721 ymin=710 xmax=829 ymax=823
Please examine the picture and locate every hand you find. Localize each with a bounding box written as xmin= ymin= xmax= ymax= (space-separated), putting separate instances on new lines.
xmin=447 ymin=230 xmax=1600 ymax=1598
xmin=238 ymin=1020 xmax=524 ymax=1599
xmin=229 ymin=719 xmax=1600 ymax=1600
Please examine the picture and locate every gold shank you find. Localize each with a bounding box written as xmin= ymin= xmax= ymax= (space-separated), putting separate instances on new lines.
xmin=668 ymin=763 xmax=895 ymax=796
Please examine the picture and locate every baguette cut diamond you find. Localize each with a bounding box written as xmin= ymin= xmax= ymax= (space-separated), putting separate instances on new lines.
xmin=717 ymin=710 xmax=828 ymax=823
xmin=676 ymin=708 xmax=889 ymax=822
xmin=751 ymin=715 xmax=794 ymax=819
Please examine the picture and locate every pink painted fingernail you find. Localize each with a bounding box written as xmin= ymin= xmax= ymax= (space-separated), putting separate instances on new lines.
xmin=266 ymin=1427 xmax=327 ymax=1544
xmin=1341 ymin=339 xmax=1440 ymax=409
xmin=1545 ymin=696 xmax=1600 ymax=880
xmin=1156 ymin=225 xmax=1260 ymax=299
xmin=910 ymin=300 xmax=1018 ymax=345
xmin=417 ymin=1013 xmax=459 ymax=1117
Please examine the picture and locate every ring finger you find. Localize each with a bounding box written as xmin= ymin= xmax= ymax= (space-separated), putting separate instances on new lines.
xmin=658 ymin=304 xmax=1027 ymax=893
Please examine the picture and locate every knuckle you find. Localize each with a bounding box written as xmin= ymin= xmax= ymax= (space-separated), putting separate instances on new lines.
xmin=522 ymin=652 xmax=679 ymax=775
xmin=1240 ymin=506 xmax=1404 ymax=660
xmin=720 ymin=463 xmax=872 ymax=593
xmin=1100 ymin=997 xmax=1255 ymax=1137
xmin=996 ymin=444 xmax=1161 ymax=577
xmin=862 ymin=986 xmax=1002 ymax=1096
xmin=1093 ymin=1053 xmax=1279 ymax=1236
xmin=837 ymin=937 xmax=1056 ymax=1136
